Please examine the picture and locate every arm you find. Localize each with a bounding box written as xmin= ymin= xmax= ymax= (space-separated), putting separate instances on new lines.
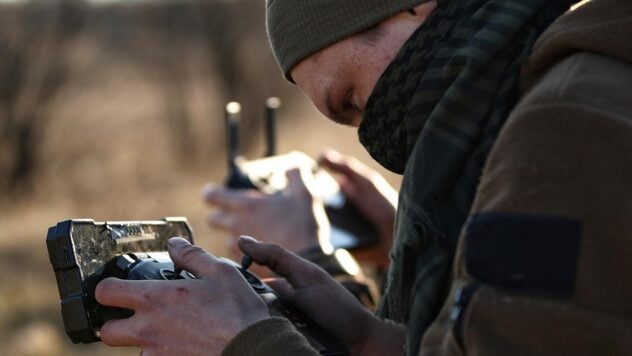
xmin=222 ymin=317 xmax=319 ymax=356
xmin=420 ymin=51 xmax=632 ymax=355
xmin=95 ymin=237 xmax=406 ymax=356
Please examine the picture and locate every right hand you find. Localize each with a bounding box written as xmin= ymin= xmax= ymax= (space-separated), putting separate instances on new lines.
xmin=95 ymin=238 xmax=270 ymax=356
xmin=203 ymin=167 xmax=331 ymax=258
xmin=319 ymin=149 xmax=398 ymax=268
xmin=238 ymin=236 xmax=405 ymax=355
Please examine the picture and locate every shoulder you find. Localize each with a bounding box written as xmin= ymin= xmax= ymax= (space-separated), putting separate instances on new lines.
xmin=520 ymin=0 xmax=632 ymax=92
xmin=516 ymin=0 xmax=632 ymax=122
xmin=472 ymin=29 xmax=632 ymax=214
xmin=505 ymin=0 xmax=632 ymax=137
xmin=515 ymin=51 xmax=632 ymax=123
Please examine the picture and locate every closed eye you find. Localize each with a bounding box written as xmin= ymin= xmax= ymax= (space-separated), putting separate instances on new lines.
xmin=325 ymin=90 xmax=356 ymax=126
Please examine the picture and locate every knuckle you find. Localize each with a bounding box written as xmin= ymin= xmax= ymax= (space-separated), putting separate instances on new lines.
xmin=267 ymin=244 xmax=288 ymax=270
xmin=95 ymin=278 xmax=116 ymax=301
xmin=213 ymin=261 xmax=237 ymax=276
xmin=269 ymin=243 xmax=285 ymax=257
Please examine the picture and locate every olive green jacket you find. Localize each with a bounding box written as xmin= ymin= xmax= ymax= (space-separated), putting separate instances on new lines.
xmin=223 ymin=1 xmax=632 ymax=355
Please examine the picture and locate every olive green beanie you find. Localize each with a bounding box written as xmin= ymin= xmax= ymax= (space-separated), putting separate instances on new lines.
xmin=266 ymin=0 xmax=429 ymax=82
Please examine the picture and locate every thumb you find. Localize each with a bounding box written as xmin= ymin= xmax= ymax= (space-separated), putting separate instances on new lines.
xmin=168 ymin=237 xmax=220 ymax=279
xmin=262 ymin=278 xmax=294 ymax=301
xmin=285 ymin=168 xmax=311 ymax=196
xmin=238 ymin=236 xmax=328 ymax=289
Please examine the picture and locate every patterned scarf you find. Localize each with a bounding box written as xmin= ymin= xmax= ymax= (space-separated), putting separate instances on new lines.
xmin=358 ymin=0 xmax=578 ymax=350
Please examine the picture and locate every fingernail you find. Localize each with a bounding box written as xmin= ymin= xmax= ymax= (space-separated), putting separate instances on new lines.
xmin=168 ymin=237 xmax=190 ymax=248
xmin=238 ymin=235 xmax=259 ymax=244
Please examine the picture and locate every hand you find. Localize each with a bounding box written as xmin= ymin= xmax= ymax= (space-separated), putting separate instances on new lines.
xmin=95 ymin=238 xmax=270 ymax=356
xmin=238 ymin=236 xmax=405 ymax=355
xmin=319 ymin=149 xmax=398 ymax=268
xmin=203 ymin=168 xmax=331 ymax=257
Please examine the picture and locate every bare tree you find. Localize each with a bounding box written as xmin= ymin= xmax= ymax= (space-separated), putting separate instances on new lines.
xmin=0 ymin=0 xmax=84 ymax=195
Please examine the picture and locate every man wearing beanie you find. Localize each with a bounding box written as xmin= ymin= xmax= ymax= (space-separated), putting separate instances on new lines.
xmin=95 ymin=0 xmax=632 ymax=355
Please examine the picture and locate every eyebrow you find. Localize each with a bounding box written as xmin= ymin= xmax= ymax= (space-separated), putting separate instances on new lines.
xmin=325 ymin=90 xmax=355 ymax=126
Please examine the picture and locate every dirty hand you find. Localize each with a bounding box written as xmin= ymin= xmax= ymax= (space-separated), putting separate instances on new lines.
xmin=95 ymin=237 xmax=270 ymax=356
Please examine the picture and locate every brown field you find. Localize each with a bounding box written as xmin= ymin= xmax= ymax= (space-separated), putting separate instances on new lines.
xmin=0 ymin=1 xmax=400 ymax=355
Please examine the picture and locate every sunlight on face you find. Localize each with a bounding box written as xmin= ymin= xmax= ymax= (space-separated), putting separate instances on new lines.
xmin=290 ymin=2 xmax=437 ymax=128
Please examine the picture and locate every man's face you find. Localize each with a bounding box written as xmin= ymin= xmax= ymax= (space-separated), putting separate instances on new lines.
xmin=290 ymin=2 xmax=436 ymax=127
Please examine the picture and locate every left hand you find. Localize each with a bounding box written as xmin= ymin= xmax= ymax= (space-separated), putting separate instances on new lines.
xmin=239 ymin=237 xmax=406 ymax=355
xmin=319 ymin=150 xmax=398 ymax=269
xmin=95 ymin=237 xmax=270 ymax=356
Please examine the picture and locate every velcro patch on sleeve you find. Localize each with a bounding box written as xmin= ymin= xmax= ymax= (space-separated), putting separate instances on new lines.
xmin=464 ymin=213 xmax=581 ymax=297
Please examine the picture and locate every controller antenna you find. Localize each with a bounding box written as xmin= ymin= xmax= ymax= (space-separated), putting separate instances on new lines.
xmin=265 ymin=97 xmax=281 ymax=157
xmin=224 ymin=101 xmax=256 ymax=189
xmin=225 ymin=101 xmax=242 ymax=171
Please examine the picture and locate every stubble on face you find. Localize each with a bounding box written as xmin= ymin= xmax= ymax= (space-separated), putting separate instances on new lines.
xmin=291 ymin=2 xmax=437 ymax=128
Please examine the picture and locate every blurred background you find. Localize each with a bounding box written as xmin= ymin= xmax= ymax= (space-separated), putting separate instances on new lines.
xmin=0 ymin=0 xmax=401 ymax=355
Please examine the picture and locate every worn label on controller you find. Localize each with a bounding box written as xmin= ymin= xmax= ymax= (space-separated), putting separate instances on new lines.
xmin=109 ymin=224 xmax=157 ymax=245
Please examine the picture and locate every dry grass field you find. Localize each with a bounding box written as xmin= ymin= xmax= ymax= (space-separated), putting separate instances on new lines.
xmin=0 ymin=1 xmax=400 ymax=355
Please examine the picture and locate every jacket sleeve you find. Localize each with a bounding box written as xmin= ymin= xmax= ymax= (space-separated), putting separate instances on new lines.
xmin=419 ymin=50 xmax=632 ymax=355
xmin=222 ymin=317 xmax=320 ymax=356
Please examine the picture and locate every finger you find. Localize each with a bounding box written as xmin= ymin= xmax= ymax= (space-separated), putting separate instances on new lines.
xmin=318 ymin=149 xmax=359 ymax=179
xmin=285 ymin=168 xmax=310 ymax=197
xmin=207 ymin=211 xmax=239 ymax=232
xmin=331 ymin=173 xmax=357 ymax=200
xmin=167 ymin=237 xmax=222 ymax=279
xmin=201 ymin=184 xmax=257 ymax=211
xmin=238 ymin=236 xmax=328 ymax=289
xmin=100 ymin=317 xmax=143 ymax=347
xmin=263 ymin=278 xmax=294 ymax=301
xmin=96 ymin=278 xmax=152 ymax=310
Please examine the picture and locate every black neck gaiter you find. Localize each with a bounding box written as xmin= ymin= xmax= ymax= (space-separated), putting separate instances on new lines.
xmin=358 ymin=0 xmax=577 ymax=348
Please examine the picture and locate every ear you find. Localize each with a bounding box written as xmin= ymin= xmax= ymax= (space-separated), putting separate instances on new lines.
xmin=407 ymin=1 xmax=438 ymax=22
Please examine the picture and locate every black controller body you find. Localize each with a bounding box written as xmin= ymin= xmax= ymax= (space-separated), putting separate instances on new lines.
xmin=46 ymin=218 xmax=347 ymax=355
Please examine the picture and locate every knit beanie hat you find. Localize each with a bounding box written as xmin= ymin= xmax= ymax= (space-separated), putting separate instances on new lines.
xmin=266 ymin=0 xmax=429 ymax=82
